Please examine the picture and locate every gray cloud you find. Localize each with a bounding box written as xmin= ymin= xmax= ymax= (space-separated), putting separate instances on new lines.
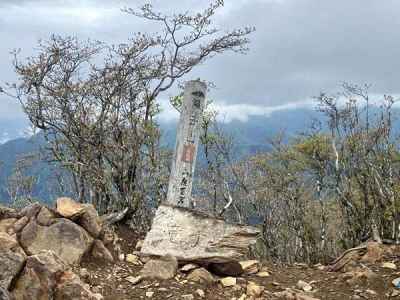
xmin=1 ymin=0 xmax=400 ymax=124
xmin=195 ymin=0 xmax=400 ymax=106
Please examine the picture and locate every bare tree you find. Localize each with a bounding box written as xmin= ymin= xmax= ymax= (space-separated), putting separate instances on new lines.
xmin=2 ymin=1 xmax=254 ymax=222
xmin=7 ymin=153 xmax=38 ymax=207
xmin=317 ymin=83 xmax=400 ymax=245
xmin=197 ymin=83 xmax=400 ymax=264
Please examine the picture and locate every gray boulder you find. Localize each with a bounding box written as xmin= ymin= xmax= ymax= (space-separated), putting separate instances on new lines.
xmin=12 ymin=251 xmax=103 ymax=300
xmin=77 ymin=204 xmax=102 ymax=238
xmin=54 ymin=271 xmax=103 ymax=300
xmin=0 ymin=219 xmax=16 ymax=234
xmin=56 ymin=198 xmax=102 ymax=238
xmin=0 ymin=288 xmax=11 ymax=300
xmin=0 ymin=206 xmax=19 ymax=219
xmin=140 ymin=255 xmax=178 ymax=280
xmin=19 ymin=219 xmax=93 ymax=265
xmin=186 ymin=268 xmax=215 ymax=284
xmin=91 ymin=240 xmax=113 ymax=262
xmin=0 ymin=232 xmax=26 ymax=290
xmin=12 ymin=250 xmax=67 ymax=300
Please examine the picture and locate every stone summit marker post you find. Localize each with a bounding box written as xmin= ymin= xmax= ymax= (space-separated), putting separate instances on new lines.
xmin=141 ymin=80 xmax=260 ymax=264
xmin=166 ymin=80 xmax=207 ymax=208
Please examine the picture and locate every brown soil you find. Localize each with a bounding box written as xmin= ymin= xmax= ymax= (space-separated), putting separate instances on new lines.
xmin=77 ymin=225 xmax=399 ymax=299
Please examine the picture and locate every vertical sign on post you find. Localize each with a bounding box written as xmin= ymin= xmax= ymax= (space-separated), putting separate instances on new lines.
xmin=166 ymin=80 xmax=207 ymax=208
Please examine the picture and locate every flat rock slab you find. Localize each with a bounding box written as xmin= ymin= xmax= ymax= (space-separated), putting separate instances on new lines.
xmin=141 ymin=204 xmax=260 ymax=263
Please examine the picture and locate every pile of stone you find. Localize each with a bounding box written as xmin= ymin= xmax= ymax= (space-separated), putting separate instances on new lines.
xmin=1 ymin=197 xmax=324 ymax=300
xmin=128 ymin=204 xmax=321 ymax=299
xmin=123 ymin=251 xmax=319 ymax=300
xmin=0 ymin=197 xmax=115 ymax=300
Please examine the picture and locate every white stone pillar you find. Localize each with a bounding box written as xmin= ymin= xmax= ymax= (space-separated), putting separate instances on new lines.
xmin=166 ymin=80 xmax=207 ymax=208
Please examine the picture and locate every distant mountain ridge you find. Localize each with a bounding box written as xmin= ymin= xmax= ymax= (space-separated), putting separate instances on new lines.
xmin=0 ymin=108 xmax=324 ymax=204
xmin=0 ymin=118 xmax=31 ymax=144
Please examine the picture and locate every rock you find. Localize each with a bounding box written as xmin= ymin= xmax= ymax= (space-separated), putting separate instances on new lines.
xmin=382 ymin=262 xmax=397 ymax=270
xmin=145 ymin=291 xmax=154 ymax=298
xmin=77 ymin=204 xmax=102 ymax=238
xmin=56 ymin=197 xmax=85 ymax=218
xmin=0 ymin=219 xmax=16 ymax=234
xmin=0 ymin=232 xmax=23 ymax=253
xmin=274 ymin=289 xmax=320 ymax=300
xmin=140 ymin=255 xmax=178 ymax=280
xmin=391 ymin=289 xmax=400 ymax=297
xmin=0 ymin=232 xmax=26 ymax=290
xmin=135 ymin=239 xmax=144 ymax=251
xmin=239 ymin=260 xmax=261 ymax=275
xmin=0 ymin=206 xmax=19 ymax=219
xmin=392 ymin=277 xmax=400 ymax=288
xmin=118 ymin=253 xmax=125 ymax=261
xmin=187 ymin=268 xmax=214 ymax=284
xmin=196 ymin=289 xmax=205 ymax=298
xmin=238 ymin=294 xmax=246 ymax=300
xmin=13 ymin=252 xmax=102 ymax=300
xmin=56 ymin=198 xmax=102 ymax=238
xmin=91 ymin=240 xmax=113 ymax=262
xmin=125 ymin=276 xmax=142 ymax=285
xmin=246 ymin=281 xmax=264 ymax=297
xmin=342 ymin=268 xmax=378 ymax=285
xmin=361 ymin=242 xmax=384 ymax=263
xmin=126 ymin=254 xmax=141 ymax=265
xmin=301 ymin=295 xmax=321 ymax=300
xmin=180 ymin=264 xmax=199 ymax=273
xmin=19 ymin=219 xmax=93 ymax=265
xmin=36 ymin=207 xmax=56 ymax=226
xmin=297 ymin=295 xmax=321 ymax=300
xmin=0 ymin=288 xmax=11 ymax=300
xmin=140 ymin=255 xmax=151 ymax=264
xmin=141 ymin=205 xmax=260 ymax=263
xmin=220 ymin=277 xmax=236 ymax=287
xmin=0 ymin=250 xmax=26 ymax=290
xmin=209 ymin=261 xmax=244 ymax=276
xmin=297 ymin=280 xmax=313 ymax=292
xmin=55 ymin=270 xmax=104 ymax=300
xmin=20 ymin=202 xmax=42 ymax=219
xmin=12 ymin=216 xmax=29 ymax=233
xmin=99 ymin=227 xmax=114 ymax=245
xmin=12 ymin=250 xmax=67 ymax=300
xmin=313 ymin=263 xmax=325 ymax=271
xmin=79 ymin=268 xmax=90 ymax=282
xmin=182 ymin=294 xmax=194 ymax=300
xmin=256 ymin=271 xmax=270 ymax=277
xmin=233 ymin=285 xmax=244 ymax=294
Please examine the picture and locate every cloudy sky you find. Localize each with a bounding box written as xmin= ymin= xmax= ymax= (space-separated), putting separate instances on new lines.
xmin=1 ymin=0 xmax=400 ymax=129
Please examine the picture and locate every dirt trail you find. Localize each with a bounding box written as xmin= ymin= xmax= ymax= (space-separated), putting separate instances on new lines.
xmin=77 ymin=226 xmax=400 ymax=300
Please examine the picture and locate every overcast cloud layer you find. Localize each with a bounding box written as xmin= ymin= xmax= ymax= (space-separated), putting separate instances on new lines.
xmin=1 ymin=0 xmax=400 ymax=124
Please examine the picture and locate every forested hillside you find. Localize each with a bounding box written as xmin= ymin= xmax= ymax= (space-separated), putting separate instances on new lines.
xmin=0 ymin=108 xmax=319 ymax=204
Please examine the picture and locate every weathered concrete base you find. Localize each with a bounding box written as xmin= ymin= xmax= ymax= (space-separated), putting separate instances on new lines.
xmin=141 ymin=204 xmax=260 ymax=263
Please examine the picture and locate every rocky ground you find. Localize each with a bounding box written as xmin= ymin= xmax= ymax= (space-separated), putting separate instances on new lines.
xmin=1 ymin=199 xmax=400 ymax=299
xmin=80 ymin=226 xmax=400 ymax=300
